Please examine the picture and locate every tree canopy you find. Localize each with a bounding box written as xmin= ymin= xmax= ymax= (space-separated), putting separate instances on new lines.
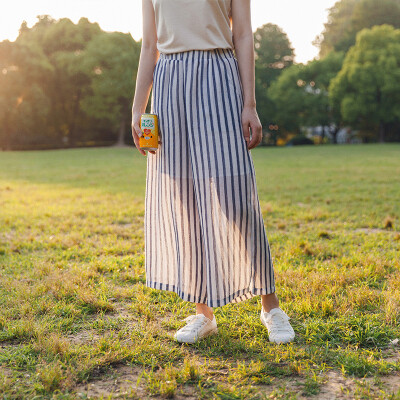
xmin=0 ymin=16 xmax=140 ymax=150
xmin=253 ymin=23 xmax=294 ymax=141
xmin=316 ymin=0 xmax=400 ymax=56
xmin=329 ymin=24 xmax=400 ymax=142
xmin=268 ymin=52 xmax=345 ymax=139
xmin=1 ymin=8 xmax=400 ymax=149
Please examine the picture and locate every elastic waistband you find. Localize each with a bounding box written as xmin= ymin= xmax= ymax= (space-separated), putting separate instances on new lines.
xmin=159 ymin=48 xmax=235 ymax=61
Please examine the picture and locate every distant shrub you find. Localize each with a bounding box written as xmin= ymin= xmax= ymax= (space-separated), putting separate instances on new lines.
xmin=286 ymin=135 xmax=314 ymax=146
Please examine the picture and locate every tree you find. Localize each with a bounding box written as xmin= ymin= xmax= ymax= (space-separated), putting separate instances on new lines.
xmin=27 ymin=16 xmax=103 ymax=146
xmin=253 ymin=24 xmax=294 ymax=143
xmin=0 ymin=16 xmax=105 ymax=148
xmin=254 ymin=23 xmax=295 ymax=86
xmin=0 ymin=39 xmax=53 ymax=149
xmin=268 ymin=52 xmax=345 ymax=141
xmin=0 ymin=40 xmax=19 ymax=150
xmin=268 ymin=64 xmax=306 ymax=136
xmin=0 ymin=16 xmax=137 ymax=149
xmin=329 ymin=25 xmax=400 ymax=142
xmin=80 ymin=32 xmax=140 ymax=146
xmin=302 ymin=52 xmax=345 ymax=143
xmin=316 ymin=0 xmax=400 ymax=57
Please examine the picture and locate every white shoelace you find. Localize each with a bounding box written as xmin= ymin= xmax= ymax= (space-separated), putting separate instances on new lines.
xmin=180 ymin=314 xmax=209 ymax=334
xmin=264 ymin=310 xmax=292 ymax=333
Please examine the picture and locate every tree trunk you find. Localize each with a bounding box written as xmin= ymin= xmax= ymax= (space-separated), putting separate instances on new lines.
xmin=115 ymin=118 xmax=126 ymax=147
xmin=69 ymin=89 xmax=82 ymax=147
xmin=330 ymin=126 xmax=339 ymax=144
xmin=379 ymin=121 xmax=385 ymax=143
xmin=2 ymin=114 xmax=11 ymax=150
xmin=322 ymin=126 xmax=327 ymax=141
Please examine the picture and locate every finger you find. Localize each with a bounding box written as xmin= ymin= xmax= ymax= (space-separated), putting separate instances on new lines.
xmin=244 ymin=135 xmax=251 ymax=149
xmin=256 ymin=124 xmax=263 ymax=146
xmin=132 ymin=136 xmax=147 ymax=156
xmin=249 ymin=124 xmax=262 ymax=149
xmin=248 ymin=128 xmax=258 ymax=149
xmin=257 ymin=127 xmax=263 ymax=147
xmin=131 ymin=123 xmax=147 ymax=156
xmin=242 ymin=121 xmax=251 ymax=149
xmin=134 ymin=123 xmax=143 ymax=138
xmin=131 ymin=120 xmax=141 ymax=138
xmin=137 ymin=145 xmax=147 ymax=156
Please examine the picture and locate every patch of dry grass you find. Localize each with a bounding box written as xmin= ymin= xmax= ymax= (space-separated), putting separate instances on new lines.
xmin=0 ymin=144 xmax=399 ymax=399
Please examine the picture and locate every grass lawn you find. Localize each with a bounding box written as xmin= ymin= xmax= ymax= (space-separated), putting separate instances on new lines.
xmin=0 ymin=143 xmax=399 ymax=399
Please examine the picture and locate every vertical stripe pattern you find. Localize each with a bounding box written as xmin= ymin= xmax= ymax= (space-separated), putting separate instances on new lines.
xmin=144 ymin=48 xmax=275 ymax=308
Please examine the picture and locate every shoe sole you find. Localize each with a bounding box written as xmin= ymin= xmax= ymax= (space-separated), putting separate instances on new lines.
xmin=260 ymin=316 xmax=295 ymax=343
xmin=269 ymin=336 xmax=295 ymax=344
xmin=174 ymin=327 xmax=218 ymax=344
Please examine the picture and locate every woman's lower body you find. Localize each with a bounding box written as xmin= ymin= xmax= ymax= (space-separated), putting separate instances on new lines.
xmin=144 ymin=47 xmax=295 ymax=343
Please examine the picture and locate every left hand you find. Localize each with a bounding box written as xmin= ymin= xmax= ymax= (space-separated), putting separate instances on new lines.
xmin=241 ymin=105 xmax=263 ymax=150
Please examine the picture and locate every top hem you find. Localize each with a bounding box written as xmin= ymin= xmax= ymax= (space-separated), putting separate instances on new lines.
xmin=158 ymin=47 xmax=235 ymax=60
xmin=158 ymin=46 xmax=234 ymax=55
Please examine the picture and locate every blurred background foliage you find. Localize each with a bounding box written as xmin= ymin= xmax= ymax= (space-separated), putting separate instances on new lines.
xmin=0 ymin=0 xmax=400 ymax=150
xmin=0 ymin=16 xmax=140 ymax=150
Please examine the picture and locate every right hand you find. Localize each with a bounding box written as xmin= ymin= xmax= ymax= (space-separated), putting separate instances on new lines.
xmin=131 ymin=112 xmax=156 ymax=156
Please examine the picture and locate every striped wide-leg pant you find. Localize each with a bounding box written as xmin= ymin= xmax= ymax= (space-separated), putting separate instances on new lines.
xmin=144 ymin=48 xmax=275 ymax=308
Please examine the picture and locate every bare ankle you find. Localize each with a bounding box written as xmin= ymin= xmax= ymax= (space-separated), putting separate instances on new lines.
xmin=261 ymin=293 xmax=279 ymax=313
xmin=196 ymin=303 xmax=214 ymax=320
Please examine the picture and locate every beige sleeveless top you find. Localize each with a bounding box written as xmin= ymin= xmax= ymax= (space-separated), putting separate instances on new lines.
xmin=152 ymin=0 xmax=234 ymax=54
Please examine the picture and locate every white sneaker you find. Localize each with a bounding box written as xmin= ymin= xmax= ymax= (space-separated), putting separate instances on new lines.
xmin=260 ymin=307 xmax=295 ymax=344
xmin=174 ymin=313 xmax=218 ymax=344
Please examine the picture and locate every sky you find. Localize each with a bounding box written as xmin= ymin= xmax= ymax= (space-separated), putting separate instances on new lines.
xmin=0 ymin=0 xmax=337 ymax=64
